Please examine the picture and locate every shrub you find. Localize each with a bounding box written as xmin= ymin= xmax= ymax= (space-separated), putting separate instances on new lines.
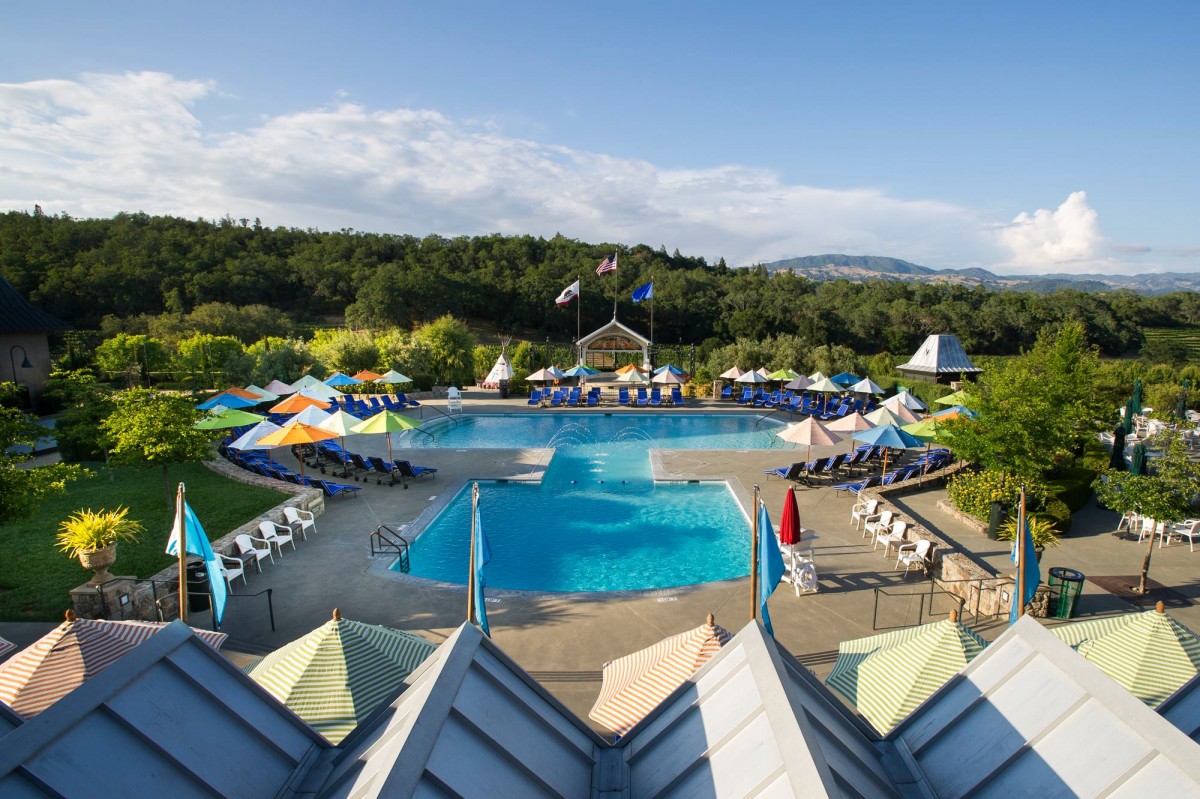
xmin=999 ymin=514 xmax=1061 ymax=548
xmin=1045 ymin=466 xmax=1097 ymax=512
xmin=948 ymin=469 xmax=1046 ymax=523
xmin=1039 ymin=498 xmax=1073 ymax=534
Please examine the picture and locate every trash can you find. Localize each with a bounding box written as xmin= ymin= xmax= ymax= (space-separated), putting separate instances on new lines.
xmin=498 ymin=379 xmax=509 ymax=399
xmin=185 ymin=561 xmax=211 ymax=613
xmin=1048 ymin=567 xmax=1085 ymax=619
xmin=987 ymin=502 xmax=1005 ymax=540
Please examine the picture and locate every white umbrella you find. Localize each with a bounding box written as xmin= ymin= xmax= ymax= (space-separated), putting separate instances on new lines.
xmin=867 ymin=404 xmax=920 ymax=426
xmin=719 ymin=366 xmax=744 ymax=380
xmin=317 ymin=410 xmax=364 ymax=475
xmin=777 ymin=417 xmax=843 ymax=467
xmin=886 ymin=390 xmax=928 ymax=412
xmin=735 ymin=370 xmax=770 ymax=384
xmin=243 ymin=384 xmax=279 ymax=402
xmin=784 ymin=375 xmax=813 ymax=391
xmin=298 ymin=383 xmax=344 ymax=401
xmin=376 ymin=370 xmax=413 ymax=385
xmin=808 ymin=371 xmax=828 ymax=382
xmin=849 ymin=378 xmax=886 ymax=395
xmin=290 ymin=374 xmax=323 ymax=392
xmin=807 ymin=377 xmax=843 ymax=394
xmin=526 ymin=367 xmax=561 ymax=383
xmin=827 ymin=411 xmax=875 ymax=434
xmin=651 ymin=371 xmax=684 ymax=385
xmin=285 ymin=405 xmax=333 ymax=427
xmin=263 ymin=379 xmax=296 ymax=396
xmin=229 ymin=420 xmax=283 ymax=451
xmin=616 ymin=370 xmax=649 ymax=384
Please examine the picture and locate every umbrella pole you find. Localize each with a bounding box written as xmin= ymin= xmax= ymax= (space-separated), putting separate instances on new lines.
xmin=1015 ymin=488 xmax=1027 ymax=620
xmin=176 ymin=483 xmax=188 ymax=623
xmin=467 ymin=483 xmax=478 ymax=627
xmin=750 ymin=485 xmax=759 ymax=623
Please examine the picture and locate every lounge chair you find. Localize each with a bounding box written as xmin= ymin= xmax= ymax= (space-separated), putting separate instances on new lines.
xmin=549 ymin=390 xmax=564 ymax=407
xmin=311 ymin=478 xmax=361 ymax=499
xmin=527 ymin=389 xmax=542 ymax=406
xmin=649 ymin=388 xmax=662 ymax=407
xmin=587 ymin=391 xmax=600 ymax=406
xmin=368 ymin=456 xmax=400 ymax=486
xmin=737 ymin=388 xmax=753 ymax=405
xmin=720 ymin=385 xmax=733 ymax=400
xmin=671 ymin=387 xmax=685 ymax=406
xmin=636 ymin=388 xmax=648 ymax=407
xmin=764 ymin=462 xmax=804 ymax=480
xmin=394 ymin=460 xmax=437 ymax=487
xmin=348 ymin=452 xmax=375 ymax=480
xmin=618 ymin=387 xmax=630 ymax=406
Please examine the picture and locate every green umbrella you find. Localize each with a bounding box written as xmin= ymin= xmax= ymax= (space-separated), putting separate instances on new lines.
xmin=1109 ymin=424 xmax=1127 ymax=471
xmin=767 ymin=368 xmax=800 ymax=382
xmin=933 ymin=389 xmax=972 ymax=406
xmin=249 ymin=609 xmax=436 ymax=743
xmin=350 ymin=409 xmax=420 ymax=463
xmin=193 ymin=407 xmax=266 ymax=430
xmin=1049 ymin=602 xmax=1200 ymax=707
xmin=1130 ymin=442 xmax=1147 ymax=476
xmin=901 ymin=417 xmax=946 ymax=444
xmin=1122 ymin=398 xmax=1135 ymax=436
xmin=826 ymin=613 xmax=986 ymax=734
xmin=1132 ymin=378 xmax=1144 ymax=416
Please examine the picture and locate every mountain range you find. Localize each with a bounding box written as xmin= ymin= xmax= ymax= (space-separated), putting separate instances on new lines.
xmin=753 ymin=255 xmax=1200 ymax=295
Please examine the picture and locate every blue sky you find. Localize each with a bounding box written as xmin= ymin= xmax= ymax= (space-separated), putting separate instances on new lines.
xmin=2 ymin=2 xmax=1196 ymax=274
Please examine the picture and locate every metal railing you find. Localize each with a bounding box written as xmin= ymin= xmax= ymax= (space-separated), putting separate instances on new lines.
xmin=370 ymin=524 xmax=410 ymax=572
xmin=872 ymin=576 xmax=1008 ymax=631
xmin=88 ymin=575 xmax=276 ymax=633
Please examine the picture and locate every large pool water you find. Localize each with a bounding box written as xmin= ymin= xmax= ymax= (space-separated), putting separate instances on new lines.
xmin=396 ymin=414 xmax=794 ymax=592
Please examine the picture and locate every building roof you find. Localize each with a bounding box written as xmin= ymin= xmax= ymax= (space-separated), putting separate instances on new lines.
xmin=1160 ymin=673 xmax=1200 ymax=744
xmin=577 ymin=316 xmax=651 ymax=348
xmin=896 ymin=334 xmax=981 ymax=375
xmin=890 ymin=616 xmax=1200 ymax=797
xmin=0 ymin=701 xmax=21 ymax=737
xmin=0 ymin=276 xmax=71 ymax=333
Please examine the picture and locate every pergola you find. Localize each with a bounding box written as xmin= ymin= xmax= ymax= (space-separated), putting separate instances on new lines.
xmin=576 ymin=316 xmax=651 ymax=371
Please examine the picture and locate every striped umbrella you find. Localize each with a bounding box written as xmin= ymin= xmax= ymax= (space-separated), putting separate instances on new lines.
xmin=248 ymin=609 xmax=436 ymax=744
xmin=0 ymin=612 xmax=226 ymax=717
xmin=589 ymin=614 xmax=732 ymax=736
xmin=826 ymin=612 xmax=986 ymax=734
xmin=1049 ymin=601 xmax=1200 ymax=707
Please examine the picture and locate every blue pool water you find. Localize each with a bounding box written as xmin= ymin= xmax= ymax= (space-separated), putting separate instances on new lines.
xmin=397 ymin=414 xmax=794 ymax=592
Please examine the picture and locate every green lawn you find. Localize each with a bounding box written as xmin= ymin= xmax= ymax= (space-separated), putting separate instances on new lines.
xmin=0 ymin=461 xmax=288 ymax=621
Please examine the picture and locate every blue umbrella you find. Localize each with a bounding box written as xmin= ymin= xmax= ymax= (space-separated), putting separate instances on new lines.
xmin=653 ymin=364 xmax=686 ymax=376
xmin=829 ymin=372 xmax=860 ymax=386
xmin=197 ymin=393 xmax=258 ymax=411
xmin=932 ymin=404 xmax=977 ymax=420
xmin=325 ymin=372 xmax=362 ymax=387
xmin=562 ymin=365 xmax=598 ymax=378
xmin=852 ymin=423 xmax=924 ymax=479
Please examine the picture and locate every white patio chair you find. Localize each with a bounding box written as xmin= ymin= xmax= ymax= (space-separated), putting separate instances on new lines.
xmin=284 ymin=506 xmax=316 ymax=539
xmin=850 ymin=499 xmax=880 ymax=530
xmin=258 ymin=520 xmax=296 ymax=557
xmin=1115 ymin=510 xmax=1139 ymax=533
xmin=864 ymin=510 xmax=894 ymax=542
xmin=1163 ymin=519 xmax=1200 ymax=552
xmin=875 ymin=520 xmax=909 ymax=557
xmin=218 ymin=555 xmax=247 ymax=587
xmin=895 ymin=539 xmax=933 ymax=578
xmin=235 ymin=533 xmax=273 ymax=570
xmin=1137 ymin=517 xmax=1161 ymax=544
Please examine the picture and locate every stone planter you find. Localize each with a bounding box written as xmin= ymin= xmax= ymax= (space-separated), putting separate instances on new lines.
xmin=78 ymin=543 xmax=118 ymax=586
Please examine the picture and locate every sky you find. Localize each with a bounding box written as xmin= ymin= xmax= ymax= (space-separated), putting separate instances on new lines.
xmin=1 ymin=2 xmax=1196 ymax=275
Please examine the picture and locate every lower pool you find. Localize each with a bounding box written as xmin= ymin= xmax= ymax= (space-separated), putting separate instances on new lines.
xmin=396 ymin=414 xmax=791 ymax=592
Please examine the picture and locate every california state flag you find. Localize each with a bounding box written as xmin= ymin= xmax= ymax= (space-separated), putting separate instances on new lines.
xmin=555 ymin=279 xmax=580 ymax=305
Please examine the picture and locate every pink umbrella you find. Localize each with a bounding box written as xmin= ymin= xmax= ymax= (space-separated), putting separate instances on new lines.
xmin=776 ymin=417 xmax=842 ymax=466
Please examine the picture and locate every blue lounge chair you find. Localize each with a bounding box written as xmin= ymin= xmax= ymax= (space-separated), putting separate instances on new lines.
xmin=671 ymin=387 xmax=685 ymax=406
xmin=764 ymin=462 xmax=805 ymax=481
xmin=549 ymin=390 xmax=564 ymax=407
xmin=311 ymin=478 xmax=361 ymax=499
xmin=368 ymin=456 xmax=400 ymax=486
xmin=636 ymin=388 xmax=648 ymax=407
xmin=720 ymin=385 xmax=733 ymax=400
xmin=737 ymin=388 xmax=753 ymax=405
xmin=618 ymin=387 xmax=630 ymax=406
xmin=394 ymin=460 xmax=436 ymax=487
xmin=649 ymin=388 xmax=662 ymax=407
xmin=587 ymin=391 xmax=599 ymax=406
xmin=527 ymin=389 xmax=542 ymax=406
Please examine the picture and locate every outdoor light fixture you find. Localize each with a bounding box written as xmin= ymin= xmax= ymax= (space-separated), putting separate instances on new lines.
xmin=9 ymin=344 xmax=32 ymax=378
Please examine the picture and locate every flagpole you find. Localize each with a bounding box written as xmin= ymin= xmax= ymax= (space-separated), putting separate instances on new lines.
xmin=649 ymin=282 xmax=654 ymax=347
xmin=612 ymin=253 xmax=618 ymax=319
xmin=176 ymin=483 xmax=188 ymax=623
xmin=467 ymin=482 xmax=478 ymax=627
xmin=750 ymin=484 xmax=760 ymax=622
xmin=575 ymin=275 xmax=580 ymax=347
xmin=1015 ymin=487 xmax=1027 ymax=620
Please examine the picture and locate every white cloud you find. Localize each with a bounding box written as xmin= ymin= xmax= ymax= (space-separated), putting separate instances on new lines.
xmin=0 ymin=71 xmax=1167 ymax=276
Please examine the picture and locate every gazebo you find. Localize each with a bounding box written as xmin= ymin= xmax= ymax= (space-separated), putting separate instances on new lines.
xmin=897 ymin=333 xmax=982 ymax=385
xmin=576 ymin=316 xmax=651 ymax=371
xmin=0 ymin=276 xmax=71 ymax=408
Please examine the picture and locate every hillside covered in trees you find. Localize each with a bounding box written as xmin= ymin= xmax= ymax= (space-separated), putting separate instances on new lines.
xmin=4 ymin=209 xmax=1199 ymax=358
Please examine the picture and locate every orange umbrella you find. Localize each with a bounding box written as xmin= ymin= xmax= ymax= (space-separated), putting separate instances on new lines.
xmin=352 ymin=369 xmax=384 ymax=381
xmin=222 ymin=386 xmax=262 ymax=400
xmin=256 ymin=422 xmax=338 ymax=477
xmin=615 ymin=364 xmax=648 ymax=375
xmin=270 ymin=394 xmax=331 ymax=415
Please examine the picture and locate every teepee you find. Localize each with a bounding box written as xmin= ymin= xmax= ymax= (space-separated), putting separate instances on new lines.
xmin=482 ymin=338 xmax=514 ymax=388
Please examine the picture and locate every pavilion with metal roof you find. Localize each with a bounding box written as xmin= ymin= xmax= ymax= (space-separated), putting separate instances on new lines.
xmin=0 ymin=275 xmax=71 ymax=406
xmin=896 ymin=333 xmax=982 ymax=385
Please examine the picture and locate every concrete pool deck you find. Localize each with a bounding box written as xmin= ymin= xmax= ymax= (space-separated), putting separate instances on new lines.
xmin=9 ymin=389 xmax=1198 ymax=731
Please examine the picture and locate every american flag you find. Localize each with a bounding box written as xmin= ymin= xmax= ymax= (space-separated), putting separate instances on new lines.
xmin=596 ymin=254 xmax=617 ymax=275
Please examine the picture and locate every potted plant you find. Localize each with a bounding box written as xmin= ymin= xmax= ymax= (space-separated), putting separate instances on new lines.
xmin=56 ymin=507 xmax=145 ymax=585
xmin=998 ymin=514 xmax=1060 ymax=561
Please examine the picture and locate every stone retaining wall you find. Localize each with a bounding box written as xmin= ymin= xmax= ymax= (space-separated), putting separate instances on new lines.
xmin=70 ymin=458 xmax=324 ymax=622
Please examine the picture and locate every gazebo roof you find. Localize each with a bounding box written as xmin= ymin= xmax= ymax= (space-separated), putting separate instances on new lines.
xmin=577 ymin=316 xmax=651 ymax=348
xmin=897 ymin=334 xmax=981 ymax=375
xmin=0 ymin=276 xmax=71 ymax=334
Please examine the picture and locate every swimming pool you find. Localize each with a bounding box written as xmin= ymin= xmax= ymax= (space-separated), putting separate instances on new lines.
xmin=395 ymin=414 xmax=793 ymax=592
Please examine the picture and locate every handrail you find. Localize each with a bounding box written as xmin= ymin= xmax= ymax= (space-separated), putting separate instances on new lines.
xmin=872 ymin=576 xmax=1007 ymax=631
xmin=370 ymin=524 xmax=410 ymax=572
xmin=417 ymin=403 xmax=458 ymax=427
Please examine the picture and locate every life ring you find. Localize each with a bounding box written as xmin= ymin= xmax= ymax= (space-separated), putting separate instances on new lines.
xmin=797 ymin=561 xmax=818 ymax=593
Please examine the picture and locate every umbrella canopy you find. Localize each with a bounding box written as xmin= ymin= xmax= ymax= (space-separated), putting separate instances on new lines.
xmin=375 ymin=369 xmax=413 ymax=385
xmin=718 ymin=366 xmax=744 ymax=380
xmin=270 ymin=393 xmax=331 ymax=415
xmin=318 ymin=409 xmax=365 ymax=437
xmin=784 ymin=375 xmax=813 ymax=391
xmin=243 ymin=384 xmax=279 ymax=402
xmin=808 ymin=371 xmax=828 ymax=382
xmin=351 ymin=410 xmax=420 ymax=462
xmin=1130 ymin=442 xmax=1148 ymax=476
xmin=263 ymin=379 xmax=296 ymax=396
xmin=256 ymin=423 xmax=338 ymax=477
xmin=779 ymin=487 xmax=801 ymax=546
xmin=0 ymin=614 xmax=226 ymax=718
xmin=297 ymin=383 xmax=344 ymax=400
xmin=901 ymin=418 xmax=949 ymax=444
xmin=562 ymin=365 xmax=597 ymax=378
xmin=931 ymin=405 xmax=973 ymax=420
xmin=249 ymin=610 xmax=435 ymax=744
xmin=1132 ymin=378 xmax=1144 ymax=416
xmin=767 ymin=368 xmax=801 ymax=382
xmin=526 ymin=367 xmax=562 ymax=383
xmin=1109 ymin=424 xmax=1127 ymax=471
xmin=324 ymin=371 xmax=361 ymax=387
xmin=852 ymin=423 xmax=924 ymax=450
xmin=848 ymin=378 xmax=886 ymax=395
xmin=352 ymin=369 xmax=384 ymax=381
xmin=934 ymin=389 xmax=973 ymax=406
xmin=825 ymin=615 xmax=986 ymax=734
xmin=829 ymin=372 xmax=860 ymax=386
xmin=229 ymin=420 xmax=283 ymax=451
xmin=867 ymin=404 xmax=921 ymax=426
xmin=735 ymin=370 xmax=770 ymax=384
xmin=653 ymin=364 xmax=686 ymax=376
xmin=887 ymin=390 xmax=928 ymax=412
xmin=221 ymin=386 xmax=262 ymax=400
xmin=1049 ymin=603 xmax=1200 ymax=707
xmin=284 ymin=405 xmax=333 ymax=428
xmin=193 ymin=407 xmax=266 ymax=430
xmin=807 ymin=377 xmax=844 ymax=394
xmin=777 ymin=417 xmax=842 ymax=466
xmin=651 ymin=370 xmax=684 ymax=385
xmin=1122 ymin=398 xmax=1136 ymax=435
xmin=826 ymin=411 xmax=875 ymax=433
xmin=197 ymin=392 xmax=259 ymax=411
xmin=589 ymin=615 xmax=732 ymax=736
xmin=615 ymin=364 xmax=648 ymax=375
xmin=615 ymin=369 xmax=649 ymax=384
xmin=290 ymin=374 xmax=324 ymax=392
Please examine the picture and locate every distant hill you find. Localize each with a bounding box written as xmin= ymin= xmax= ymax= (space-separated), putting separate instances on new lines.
xmin=754 ymin=255 xmax=1200 ymax=295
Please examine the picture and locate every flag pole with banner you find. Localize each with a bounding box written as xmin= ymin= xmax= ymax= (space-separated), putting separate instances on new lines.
xmin=555 ymin=278 xmax=581 ymax=343
xmin=596 ymin=253 xmax=618 ymax=318
xmin=756 ymin=491 xmax=787 ymax=636
xmin=175 ymin=484 xmax=187 ymax=623
xmin=467 ymin=482 xmax=493 ymax=637
xmin=632 ymin=281 xmax=654 ymax=344
xmin=1009 ymin=487 xmax=1039 ymax=624
xmin=166 ymin=483 xmax=229 ymax=628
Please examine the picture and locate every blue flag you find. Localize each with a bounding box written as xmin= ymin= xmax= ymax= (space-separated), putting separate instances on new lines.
xmin=473 ymin=498 xmax=493 ymax=637
xmin=757 ymin=502 xmax=786 ymax=636
xmin=1008 ymin=511 xmax=1040 ymax=624
xmin=166 ymin=498 xmax=228 ymax=626
xmin=632 ymin=281 xmax=654 ymax=303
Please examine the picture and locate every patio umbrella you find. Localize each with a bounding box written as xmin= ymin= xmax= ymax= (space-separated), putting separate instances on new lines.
xmin=352 ymin=369 xmax=384 ymax=382
xmin=197 ymin=392 xmax=259 ymax=411
xmin=526 ymin=367 xmax=561 ymax=385
xmin=1176 ymin=388 xmax=1189 ymax=420
xmin=808 ymin=371 xmax=828 ymax=382
xmin=284 ymin=405 xmax=332 ymax=428
xmin=263 ymin=379 xmax=296 ymax=396
xmin=615 ymin=369 xmax=649 ymax=384
xmin=1109 ymin=424 xmax=1127 ymax=471
xmin=888 ymin=390 xmax=928 ymax=412
xmin=825 ymin=613 xmax=986 ymax=734
xmin=826 ymin=411 xmax=875 ymax=435
xmin=229 ymin=420 xmax=283 ymax=451
xmin=901 ymin=418 xmax=947 ymax=444
xmin=651 ymin=370 xmax=683 ymax=385
xmin=1130 ymin=442 xmax=1147 ymax=476
xmin=1132 ymin=378 xmax=1144 ymax=416
xmin=376 ymin=369 xmax=413 ymax=385
xmin=1122 ymin=398 xmax=1135 ymax=435
xmin=317 ymin=410 xmax=365 ymax=475
xmin=249 ymin=609 xmax=436 ymax=744
xmin=654 ymin=364 xmax=686 ymax=376
xmin=1048 ymin=602 xmax=1200 ymax=707
xmin=848 ymin=377 xmax=886 ymax=395
xmin=563 ymin=364 xmax=598 ymax=378
xmin=768 ymin=368 xmax=801 ymax=383
xmin=270 ymin=393 xmax=331 ymax=415
xmin=735 ymin=370 xmax=770 ymax=384
xmin=931 ymin=404 xmax=974 ymax=420
xmin=718 ymin=366 xmax=744 ymax=380
xmin=290 ymin=374 xmax=324 ymax=392
xmin=807 ymin=377 xmax=844 ymax=394
xmin=784 ymin=375 xmax=813 ymax=391
xmin=779 ymin=486 xmax=802 ymax=549
xmin=777 ymin=417 xmax=842 ymax=466
xmin=351 ymin=409 xmax=419 ymax=463
xmin=589 ymin=614 xmax=732 ymax=736
xmin=866 ymin=404 xmax=920 ymax=426
xmin=852 ymin=423 xmax=924 ymax=479
xmin=0 ymin=612 xmax=226 ymax=718
xmin=615 ymin=364 xmax=648 ymax=375
xmin=297 ymin=383 xmax=344 ymax=401
xmin=193 ymin=407 xmax=266 ymax=430
xmin=829 ymin=371 xmax=860 ymax=387
xmin=324 ymin=371 xmax=361 ymax=387
xmin=256 ymin=422 xmax=338 ymax=477
xmin=934 ymin=389 xmax=972 ymax=407
xmin=243 ymin=384 xmax=279 ymax=402
xmin=220 ymin=386 xmax=262 ymax=401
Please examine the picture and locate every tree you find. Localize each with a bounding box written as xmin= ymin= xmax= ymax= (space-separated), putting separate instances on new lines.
xmin=1093 ymin=433 xmax=1200 ymax=594
xmin=413 ymin=315 xmax=476 ymax=387
xmin=101 ymin=390 xmax=214 ymax=509
xmin=308 ymin=328 xmax=381 ymax=376
xmin=0 ymin=407 xmax=88 ymax=522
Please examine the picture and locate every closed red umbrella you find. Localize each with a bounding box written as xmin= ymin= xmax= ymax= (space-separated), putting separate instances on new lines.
xmin=779 ymin=487 xmax=801 ymax=546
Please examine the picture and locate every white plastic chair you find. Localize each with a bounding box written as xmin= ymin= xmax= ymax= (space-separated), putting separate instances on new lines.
xmin=258 ymin=520 xmax=296 ymax=557
xmin=1163 ymin=519 xmax=1200 ymax=552
xmin=875 ymin=520 xmax=908 ymax=556
xmin=284 ymin=507 xmax=316 ymax=539
xmin=895 ymin=539 xmax=933 ymax=577
xmin=218 ymin=555 xmax=247 ymax=587
xmin=1137 ymin=517 xmax=1161 ymax=544
xmin=864 ymin=510 xmax=894 ymax=541
xmin=850 ymin=499 xmax=880 ymax=530
xmin=235 ymin=533 xmax=273 ymax=571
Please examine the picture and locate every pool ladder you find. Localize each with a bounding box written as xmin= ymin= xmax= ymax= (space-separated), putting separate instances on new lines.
xmin=370 ymin=524 xmax=411 ymax=573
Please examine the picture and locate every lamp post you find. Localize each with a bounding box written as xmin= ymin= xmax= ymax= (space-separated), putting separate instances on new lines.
xmin=9 ymin=345 xmax=33 ymax=411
